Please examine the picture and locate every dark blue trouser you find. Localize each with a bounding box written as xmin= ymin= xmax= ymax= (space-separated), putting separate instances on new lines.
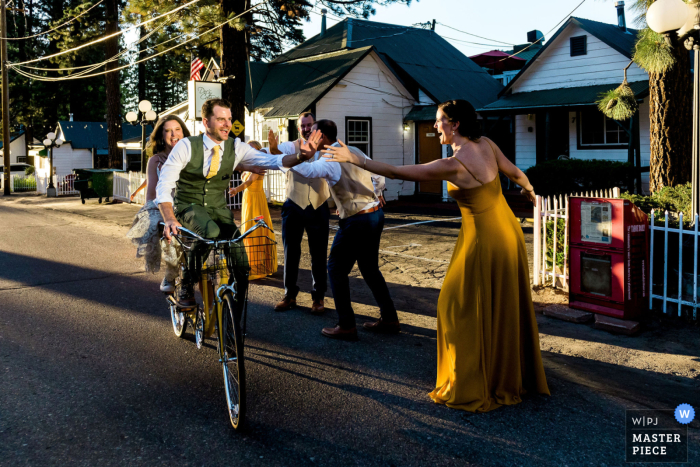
xmin=328 ymin=209 xmax=398 ymax=329
xmin=281 ymin=200 xmax=330 ymax=301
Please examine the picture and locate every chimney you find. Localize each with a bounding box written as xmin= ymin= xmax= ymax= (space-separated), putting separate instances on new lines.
xmin=615 ymin=1 xmax=627 ymax=32
xmin=320 ymin=9 xmax=327 ymax=37
xmin=69 ymin=113 xmax=74 ymax=122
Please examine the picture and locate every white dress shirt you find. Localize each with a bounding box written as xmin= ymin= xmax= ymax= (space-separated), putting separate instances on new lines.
xmin=279 ymin=142 xmax=386 ymax=201
xmin=156 ymin=133 xmax=285 ymax=205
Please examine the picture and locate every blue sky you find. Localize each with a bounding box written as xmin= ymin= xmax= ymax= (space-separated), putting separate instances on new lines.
xmin=293 ymin=0 xmax=638 ymax=56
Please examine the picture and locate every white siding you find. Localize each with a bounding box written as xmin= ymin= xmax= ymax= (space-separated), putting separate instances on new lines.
xmin=51 ymin=145 xmax=92 ymax=177
xmin=512 ymin=24 xmax=647 ymax=94
xmin=515 ymin=114 xmax=536 ymax=171
xmin=316 ymin=52 xmax=415 ymax=200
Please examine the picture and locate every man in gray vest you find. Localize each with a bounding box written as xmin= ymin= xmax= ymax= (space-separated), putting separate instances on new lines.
xmin=268 ymin=112 xmax=330 ymax=314
xmin=157 ymin=99 xmax=320 ymax=308
xmin=279 ymin=119 xmax=399 ymax=341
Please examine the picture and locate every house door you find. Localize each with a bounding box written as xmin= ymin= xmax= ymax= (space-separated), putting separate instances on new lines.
xmin=536 ymin=110 xmax=569 ymax=164
xmin=417 ymin=121 xmax=442 ymax=194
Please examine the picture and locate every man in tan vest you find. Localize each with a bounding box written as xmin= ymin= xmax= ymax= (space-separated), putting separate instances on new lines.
xmin=268 ymin=112 xmax=330 ymax=314
xmin=280 ymin=119 xmax=398 ymax=341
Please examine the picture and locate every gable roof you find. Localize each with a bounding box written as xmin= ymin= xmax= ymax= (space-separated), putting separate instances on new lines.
xmin=0 ymin=130 xmax=24 ymax=149
xmin=500 ymin=16 xmax=639 ymax=97
xmin=251 ymin=47 xmax=375 ymax=118
xmin=271 ymin=18 xmax=502 ymax=108
xmin=57 ymin=122 xmax=149 ymax=150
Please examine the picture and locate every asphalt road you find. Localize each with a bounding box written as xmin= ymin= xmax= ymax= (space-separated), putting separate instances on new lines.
xmin=0 ymin=196 xmax=698 ymax=466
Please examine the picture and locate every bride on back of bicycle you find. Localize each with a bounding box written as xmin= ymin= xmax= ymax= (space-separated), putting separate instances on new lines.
xmin=126 ymin=115 xmax=191 ymax=293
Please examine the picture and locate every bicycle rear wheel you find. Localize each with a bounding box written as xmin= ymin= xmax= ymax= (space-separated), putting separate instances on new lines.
xmin=221 ymin=292 xmax=246 ymax=430
xmin=169 ymin=303 xmax=187 ymax=338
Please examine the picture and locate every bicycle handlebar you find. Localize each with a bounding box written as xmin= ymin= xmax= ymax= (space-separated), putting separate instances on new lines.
xmin=160 ymin=217 xmax=272 ymax=248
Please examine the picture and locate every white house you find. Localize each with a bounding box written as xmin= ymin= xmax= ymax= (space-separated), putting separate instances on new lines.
xmin=478 ymin=12 xmax=650 ymax=192
xmin=0 ymin=131 xmax=30 ymax=164
xmin=162 ymin=18 xmax=503 ymax=201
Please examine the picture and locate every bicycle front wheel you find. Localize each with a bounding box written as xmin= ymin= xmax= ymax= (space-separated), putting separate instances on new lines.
xmin=221 ymin=293 xmax=246 ymax=430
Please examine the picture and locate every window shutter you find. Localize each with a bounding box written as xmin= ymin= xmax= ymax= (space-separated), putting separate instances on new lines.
xmin=570 ymin=35 xmax=587 ymax=57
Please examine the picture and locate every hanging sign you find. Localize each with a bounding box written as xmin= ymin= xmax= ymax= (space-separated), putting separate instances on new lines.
xmin=188 ymin=81 xmax=223 ymax=121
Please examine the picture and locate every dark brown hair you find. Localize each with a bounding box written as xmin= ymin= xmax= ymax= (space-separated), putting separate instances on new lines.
xmin=299 ymin=111 xmax=316 ymax=122
xmin=147 ymin=115 xmax=191 ymax=155
xmin=438 ymin=99 xmax=481 ymax=141
xmin=202 ymin=98 xmax=231 ymax=120
xmin=315 ymin=119 xmax=337 ymax=141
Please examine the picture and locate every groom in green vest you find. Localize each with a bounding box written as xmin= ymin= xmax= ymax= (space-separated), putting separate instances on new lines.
xmin=156 ymin=98 xmax=320 ymax=308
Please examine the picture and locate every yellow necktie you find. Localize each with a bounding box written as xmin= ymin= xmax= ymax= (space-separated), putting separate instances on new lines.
xmin=206 ymin=144 xmax=221 ymax=179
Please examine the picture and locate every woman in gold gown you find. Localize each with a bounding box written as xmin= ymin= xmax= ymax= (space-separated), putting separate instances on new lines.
xmin=229 ymin=141 xmax=278 ymax=280
xmin=323 ymin=100 xmax=550 ymax=412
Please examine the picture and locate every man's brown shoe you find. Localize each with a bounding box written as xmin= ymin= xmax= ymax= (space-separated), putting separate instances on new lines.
xmin=363 ymin=318 xmax=401 ymax=334
xmin=310 ymin=299 xmax=325 ymax=314
xmin=274 ymin=297 xmax=296 ymax=312
xmin=321 ymin=325 xmax=358 ymax=341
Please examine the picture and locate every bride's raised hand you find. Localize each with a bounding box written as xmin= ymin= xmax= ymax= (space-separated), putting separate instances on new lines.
xmin=322 ymin=140 xmax=362 ymax=165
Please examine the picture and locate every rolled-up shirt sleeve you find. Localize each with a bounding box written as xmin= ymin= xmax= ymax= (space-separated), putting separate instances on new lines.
xmin=234 ymin=138 xmax=287 ymax=169
xmin=288 ymin=157 xmax=342 ymax=186
xmin=156 ymin=138 xmax=191 ymax=205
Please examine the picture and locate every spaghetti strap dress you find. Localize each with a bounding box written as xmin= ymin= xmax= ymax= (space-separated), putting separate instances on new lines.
xmin=241 ymin=173 xmax=278 ymax=280
xmin=428 ymin=143 xmax=550 ymax=412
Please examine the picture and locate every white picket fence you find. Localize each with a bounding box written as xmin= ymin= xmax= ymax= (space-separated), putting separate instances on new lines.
xmin=56 ymin=174 xmax=79 ymax=195
xmin=533 ymin=187 xmax=621 ymax=289
xmin=7 ymin=173 xmax=37 ymax=192
xmin=114 ymin=169 xmax=286 ymax=208
xmin=113 ymin=171 xmax=147 ymax=204
xmin=649 ymin=210 xmax=699 ymax=320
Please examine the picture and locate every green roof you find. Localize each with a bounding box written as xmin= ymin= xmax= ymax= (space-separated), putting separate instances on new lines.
xmin=404 ymin=105 xmax=437 ymax=122
xmin=58 ymin=122 xmax=150 ymax=150
xmin=252 ymin=47 xmax=373 ymax=118
xmin=271 ymin=19 xmax=502 ymax=108
xmin=500 ymin=17 xmax=639 ymax=97
xmin=478 ymin=80 xmax=649 ymax=113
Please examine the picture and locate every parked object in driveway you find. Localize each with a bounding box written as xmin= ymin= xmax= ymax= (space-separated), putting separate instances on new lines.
xmin=73 ymin=168 xmax=122 ymax=204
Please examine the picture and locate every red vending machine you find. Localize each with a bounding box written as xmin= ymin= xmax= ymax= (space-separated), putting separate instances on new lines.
xmin=568 ymin=198 xmax=649 ymax=320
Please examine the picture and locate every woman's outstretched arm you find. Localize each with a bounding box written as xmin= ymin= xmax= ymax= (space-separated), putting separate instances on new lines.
xmin=228 ymin=172 xmax=259 ymax=196
xmin=322 ymin=140 xmax=459 ymax=182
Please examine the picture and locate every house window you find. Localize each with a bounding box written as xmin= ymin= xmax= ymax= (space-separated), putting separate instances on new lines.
xmin=260 ymin=121 xmax=274 ymax=148
xmin=578 ymin=109 xmax=630 ymax=147
xmin=346 ymin=118 xmax=372 ymax=157
xmin=17 ymin=156 xmax=27 ymax=163
xmin=570 ymin=35 xmax=587 ymax=56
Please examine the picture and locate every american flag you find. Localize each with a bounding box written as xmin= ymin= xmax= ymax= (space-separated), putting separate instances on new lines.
xmin=190 ymin=57 xmax=204 ymax=81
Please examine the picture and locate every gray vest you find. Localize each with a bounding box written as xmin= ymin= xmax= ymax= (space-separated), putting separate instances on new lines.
xmin=286 ymin=139 xmax=330 ymax=209
xmin=329 ymin=147 xmax=377 ymax=219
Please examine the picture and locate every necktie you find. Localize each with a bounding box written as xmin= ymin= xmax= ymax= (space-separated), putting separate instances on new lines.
xmin=206 ymin=144 xmax=221 ymax=179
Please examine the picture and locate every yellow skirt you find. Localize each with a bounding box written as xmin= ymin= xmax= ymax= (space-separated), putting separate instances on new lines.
xmin=241 ymin=181 xmax=278 ymax=280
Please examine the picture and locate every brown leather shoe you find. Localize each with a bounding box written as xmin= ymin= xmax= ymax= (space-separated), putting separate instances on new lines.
xmin=321 ymin=325 xmax=358 ymax=341
xmin=310 ymin=299 xmax=325 ymax=314
xmin=274 ymin=297 xmax=296 ymax=312
xmin=363 ymin=318 xmax=401 ymax=334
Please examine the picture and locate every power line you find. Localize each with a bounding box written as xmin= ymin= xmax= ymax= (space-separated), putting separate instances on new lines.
xmin=9 ymin=0 xmax=204 ymax=66
xmin=441 ymin=35 xmax=513 ymax=48
xmin=1 ymin=0 xmax=104 ymax=40
xmin=498 ymin=0 xmax=587 ymax=62
xmin=9 ymin=3 xmax=265 ymax=81
xmin=436 ymin=22 xmax=514 ymax=46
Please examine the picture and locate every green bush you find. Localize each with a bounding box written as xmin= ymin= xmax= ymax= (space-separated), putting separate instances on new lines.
xmin=545 ymin=218 xmax=567 ymax=269
xmin=621 ymin=183 xmax=691 ymax=226
xmin=525 ymin=159 xmax=637 ymax=197
xmin=24 ymin=165 xmax=35 ymax=175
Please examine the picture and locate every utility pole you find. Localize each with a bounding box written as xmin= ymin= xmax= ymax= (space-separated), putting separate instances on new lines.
xmin=431 ymin=19 xmax=436 ymax=31
xmin=1 ymin=0 xmax=10 ymax=196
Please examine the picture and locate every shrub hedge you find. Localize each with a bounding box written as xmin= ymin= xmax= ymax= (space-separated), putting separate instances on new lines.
xmin=525 ymin=159 xmax=638 ymax=197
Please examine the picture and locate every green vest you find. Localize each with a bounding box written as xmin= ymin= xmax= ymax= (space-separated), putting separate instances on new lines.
xmin=174 ymin=134 xmax=236 ymax=211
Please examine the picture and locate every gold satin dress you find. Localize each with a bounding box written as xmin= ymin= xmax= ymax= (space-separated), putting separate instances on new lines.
xmin=429 ymin=169 xmax=550 ymax=412
xmin=241 ymin=175 xmax=278 ymax=280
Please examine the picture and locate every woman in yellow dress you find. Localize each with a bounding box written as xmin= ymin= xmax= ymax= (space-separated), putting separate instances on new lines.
xmin=323 ymin=100 xmax=550 ymax=413
xmin=229 ymin=141 xmax=278 ymax=280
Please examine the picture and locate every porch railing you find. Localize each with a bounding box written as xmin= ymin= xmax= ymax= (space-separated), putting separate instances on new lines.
xmin=113 ymin=171 xmax=146 ymax=204
xmin=649 ymin=210 xmax=699 ymax=321
xmin=533 ymin=187 xmax=621 ymax=289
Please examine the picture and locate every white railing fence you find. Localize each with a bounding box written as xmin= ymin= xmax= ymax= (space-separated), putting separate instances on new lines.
xmin=113 ymin=171 xmax=147 ymax=204
xmin=56 ymin=174 xmax=79 ymax=196
xmin=533 ymin=187 xmax=621 ymax=289
xmin=227 ymin=172 xmax=244 ymax=210
xmin=7 ymin=173 xmax=37 ymax=192
xmin=263 ymin=169 xmax=286 ymax=203
xmin=649 ymin=210 xmax=699 ymax=321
